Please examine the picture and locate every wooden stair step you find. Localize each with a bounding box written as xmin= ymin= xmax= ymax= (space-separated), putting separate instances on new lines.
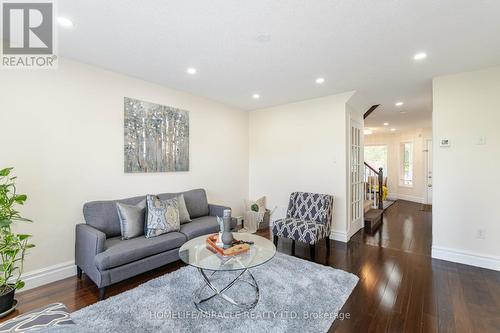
xmin=364 ymin=209 xmax=383 ymax=234
xmin=363 ymin=200 xmax=373 ymax=213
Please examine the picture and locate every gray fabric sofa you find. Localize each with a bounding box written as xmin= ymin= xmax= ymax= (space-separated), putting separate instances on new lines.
xmin=75 ymin=189 xmax=236 ymax=300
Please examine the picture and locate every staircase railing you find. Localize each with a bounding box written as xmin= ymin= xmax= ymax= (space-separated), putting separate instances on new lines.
xmin=364 ymin=162 xmax=384 ymax=210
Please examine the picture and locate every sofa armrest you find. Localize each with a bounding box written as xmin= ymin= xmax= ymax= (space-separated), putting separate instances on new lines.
xmin=208 ymin=203 xmax=231 ymax=218
xmin=75 ymin=224 xmax=106 ymax=267
xmin=208 ymin=204 xmax=237 ymax=229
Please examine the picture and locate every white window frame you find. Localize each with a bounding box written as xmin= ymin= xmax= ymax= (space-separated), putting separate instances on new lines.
xmin=364 ymin=144 xmax=388 ymax=176
xmin=399 ymin=141 xmax=414 ymax=187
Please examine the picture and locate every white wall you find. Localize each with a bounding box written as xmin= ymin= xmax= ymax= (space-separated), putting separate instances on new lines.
xmin=249 ymin=92 xmax=355 ymax=241
xmin=0 ymin=59 xmax=249 ymax=275
xmin=432 ymin=66 xmax=500 ymax=271
xmin=364 ymin=127 xmax=432 ymax=203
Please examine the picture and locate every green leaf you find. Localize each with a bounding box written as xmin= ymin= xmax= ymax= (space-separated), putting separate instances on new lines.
xmin=14 ymin=194 xmax=27 ymax=204
xmin=17 ymin=234 xmax=32 ymax=241
xmin=0 ymin=167 xmax=34 ymax=287
xmin=15 ymin=280 xmax=25 ymax=290
xmin=251 ymin=203 xmax=259 ymax=212
xmin=0 ymin=168 xmax=13 ymax=177
xmin=11 ymin=217 xmax=32 ymax=223
xmin=0 ymin=219 xmax=12 ymax=227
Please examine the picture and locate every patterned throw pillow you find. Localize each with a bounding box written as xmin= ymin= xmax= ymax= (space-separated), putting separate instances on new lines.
xmin=145 ymin=195 xmax=180 ymax=238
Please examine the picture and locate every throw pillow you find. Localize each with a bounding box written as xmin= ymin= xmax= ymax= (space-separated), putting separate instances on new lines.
xmin=145 ymin=195 xmax=180 ymax=238
xmin=177 ymin=194 xmax=192 ymax=224
xmin=116 ymin=200 xmax=146 ymax=240
xmin=245 ymin=196 xmax=266 ymax=213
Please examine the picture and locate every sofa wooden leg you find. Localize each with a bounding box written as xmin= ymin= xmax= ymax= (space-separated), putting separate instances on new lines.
xmin=273 ymin=235 xmax=278 ymax=247
xmin=291 ymin=240 xmax=296 ymax=256
xmin=77 ymin=266 xmax=82 ymax=279
xmin=99 ymin=287 xmax=106 ymax=301
xmin=310 ymin=244 xmax=315 ymax=262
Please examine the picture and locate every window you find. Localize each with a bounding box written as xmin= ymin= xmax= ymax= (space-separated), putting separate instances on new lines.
xmin=364 ymin=145 xmax=388 ymax=175
xmin=400 ymin=142 xmax=413 ymax=186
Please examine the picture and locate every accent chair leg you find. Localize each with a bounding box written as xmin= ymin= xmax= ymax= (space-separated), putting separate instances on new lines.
xmin=76 ymin=266 xmax=82 ymax=279
xmin=98 ymin=287 xmax=106 ymax=301
xmin=273 ymin=235 xmax=278 ymax=247
xmin=310 ymin=244 xmax=316 ymax=262
xmin=291 ymin=240 xmax=296 ymax=256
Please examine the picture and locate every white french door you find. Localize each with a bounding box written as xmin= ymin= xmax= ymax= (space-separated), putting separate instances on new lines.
xmin=425 ymin=139 xmax=433 ymax=204
xmin=349 ymin=120 xmax=364 ymax=235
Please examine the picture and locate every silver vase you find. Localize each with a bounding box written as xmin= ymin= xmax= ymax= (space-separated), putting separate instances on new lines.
xmin=221 ymin=209 xmax=233 ymax=249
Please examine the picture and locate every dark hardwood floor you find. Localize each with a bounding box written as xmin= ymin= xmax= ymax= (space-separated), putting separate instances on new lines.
xmin=350 ymin=200 xmax=433 ymax=256
xmin=3 ymin=200 xmax=500 ymax=332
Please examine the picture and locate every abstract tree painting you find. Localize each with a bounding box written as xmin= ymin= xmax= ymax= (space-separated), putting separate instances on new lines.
xmin=124 ymin=97 xmax=189 ymax=172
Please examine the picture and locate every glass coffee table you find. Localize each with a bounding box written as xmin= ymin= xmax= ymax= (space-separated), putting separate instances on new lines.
xmin=179 ymin=233 xmax=276 ymax=314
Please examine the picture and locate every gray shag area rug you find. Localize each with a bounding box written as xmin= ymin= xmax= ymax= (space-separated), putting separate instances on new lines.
xmin=44 ymin=253 xmax=358 ymax=333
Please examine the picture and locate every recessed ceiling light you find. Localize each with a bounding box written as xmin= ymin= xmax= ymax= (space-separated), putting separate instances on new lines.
xmin=315 ymin=77 xmax=325 ymax=84
xmin=383 ymin=122 xmax=389 ymax=126
xmin=186 ymin=67 xmax=197 ymax=75
xmin=413 ymin=52 xmax=427 ymax=61
xmin=252 ymin=93 xmax=260 ymax=100
xmin=364 ymin=129 xmax=373 ymax=135
xmin=390 ymin=128 xmax=396 ymax=132
xmin=57 ymin=17 xmax=74 ymax=28
xmin=395 ymin=102 xmax=404 ymax=106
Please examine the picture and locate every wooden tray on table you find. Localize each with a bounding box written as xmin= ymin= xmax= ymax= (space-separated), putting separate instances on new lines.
xmin=206 ymin=234 xmax=250 ymax=256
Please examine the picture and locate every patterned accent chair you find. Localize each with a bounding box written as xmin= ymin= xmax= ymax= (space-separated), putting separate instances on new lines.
xmin=272 ymin=192 xmax=334 ymax=261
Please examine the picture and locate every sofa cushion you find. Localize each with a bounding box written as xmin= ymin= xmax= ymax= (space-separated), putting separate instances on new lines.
xmin=116 ymin=200 xmax=146 ymax=240
xmin=158 ymin=189 xmax=209 ymax=219
xmin=179 ymin=216 xmax=238 ymax=240
xmin=179 ymin=216 xmax=220 ymax=240
xmin=145 ymin=195 xmax=180 ymax=238
xmin=83 ymin=189 xmax=209 ymax=238
xmin=177 ymin=194 xmax=192 ymax=224
xmin=94 ymin=232 xmax=187 ymax=270
xmin=272 ymin=217 xmax=329 ymax=244
xmin=84 ymin=195 xmax=146 ymax=238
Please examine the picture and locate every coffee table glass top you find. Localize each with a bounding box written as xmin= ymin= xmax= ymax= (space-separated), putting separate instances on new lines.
xmin=179 ymin=233 xmax=276 ymax=271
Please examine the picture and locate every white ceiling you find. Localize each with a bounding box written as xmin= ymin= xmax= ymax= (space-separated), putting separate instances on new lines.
xmin=364 ymin=104 xmax=432 ymax=133
xmin=59 ymin=0 xmax=500 ymax=129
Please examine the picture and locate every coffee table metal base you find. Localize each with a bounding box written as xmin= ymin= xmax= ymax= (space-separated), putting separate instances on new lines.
xmin=194 ymin=267 xmax=259 ymax=314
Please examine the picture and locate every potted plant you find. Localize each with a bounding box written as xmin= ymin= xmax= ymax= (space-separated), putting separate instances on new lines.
xmin=0 ymin=167 xmax=34 ymax=313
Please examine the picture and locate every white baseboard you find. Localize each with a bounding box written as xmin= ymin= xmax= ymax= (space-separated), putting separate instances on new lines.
xmin=348 ymin=218 xmax=363 ymax=239
xmin=330 ymin=230 xmax=348 ymax=243
xmin=387 ymin=193 xmax=398 ymax=201
xmin=432 ymin=246 xmax=500 ymax=271
xmin=21 ymin=261 xmax=76 ymax=291
xmin=388 ymin=193 xmax=424 ymax=204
